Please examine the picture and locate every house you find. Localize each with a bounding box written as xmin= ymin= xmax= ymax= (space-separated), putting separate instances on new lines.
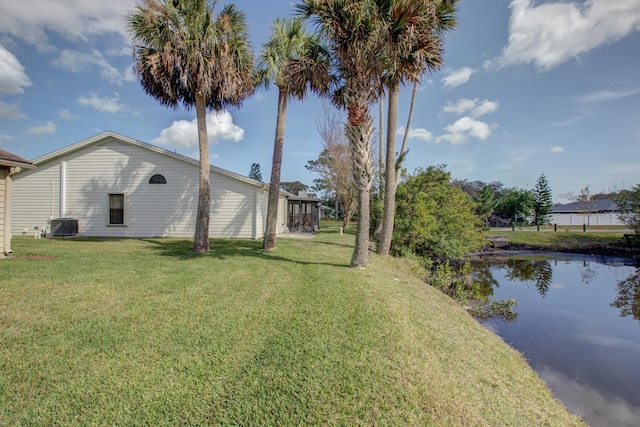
xmin=1 ymin=148 xmax=35 ymax=257
xmin=549 ymin=199 xmax=624 ymax=226
xmin=11 ymin=131 xmax=291 ymax=239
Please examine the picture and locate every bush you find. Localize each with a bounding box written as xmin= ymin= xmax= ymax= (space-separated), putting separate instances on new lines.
xmin=392 ymin=166 xmax=485 ymax=260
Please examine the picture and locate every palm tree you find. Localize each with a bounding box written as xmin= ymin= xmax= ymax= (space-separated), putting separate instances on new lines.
xmin=296 ymin=0 xmax=386 ymax=268
xmin=258 ymin=17 xmax=323 ymax=250
xmin=127 ymin=0 xmax=254 ymax=252
xmin=377 ymin=0 xmax=458 ymax=257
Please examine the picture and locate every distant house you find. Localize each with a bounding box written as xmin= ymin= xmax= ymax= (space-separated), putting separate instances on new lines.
xmin=549 ymin=199 xmax=624 ymax=226
xmin=11 ymin=131 xmax=292 ymax=239
xmin=1 ymin=148 xmax=35 ymax=257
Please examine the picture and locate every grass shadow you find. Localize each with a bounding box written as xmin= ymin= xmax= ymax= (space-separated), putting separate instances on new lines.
xmin=141 ymin=238 xmax=350 ymax=268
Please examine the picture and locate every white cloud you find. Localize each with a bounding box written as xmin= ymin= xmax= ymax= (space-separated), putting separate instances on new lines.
xmin=396 ymin=126 xmax=434 ymax=142
xmin=0 ymin=133 xmax=13 ymax=143
xmin=0 ymin=44 xmax=31 ymax=95
xmin=58 ymin=109 xmax=77 ymax=120
xmin=53 ymin=49 xmax=129 ymax=85
xmin=153 ymin=111 xmax=245 ymax=150
xmin=78 ymin=92 xmax=124 ymax=113
xmin=0 ymin=0 xmax=131 ymax=48
xmin=549 ymin=146 xmax=565 ymax=153
xmin=442 ymin=98 xmax=477 ymax=115
xmin=487 ymin=0 xmax=640 ymax=71
xmin=443 ymin=98 xmax=499 ymax=118
xmin=26 ymin=120 xmax=56 ymax=135
xmin=0 ymin=101 xmax=26 ymax=119
xmin=437 ymin=117 xmax=494 ymax=144
xmin=441 ymin=67 xmax=475 ymax=88
xmin=577 ymin=88 xmax=640 ymax=103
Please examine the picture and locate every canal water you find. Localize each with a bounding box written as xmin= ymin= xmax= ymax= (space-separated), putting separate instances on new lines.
xmin=471 ymin=253 xmax=640 ymax=427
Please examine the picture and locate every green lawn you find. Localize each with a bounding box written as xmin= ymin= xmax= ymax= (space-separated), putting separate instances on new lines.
xmin=1 ymin=227 xmax=584 ymax=426
xmin=490 ymin=228 xmax=626 ymax=250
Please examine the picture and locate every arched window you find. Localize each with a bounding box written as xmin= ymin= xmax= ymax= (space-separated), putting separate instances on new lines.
xmin=149 ymin=174 xmax=166 ymax=184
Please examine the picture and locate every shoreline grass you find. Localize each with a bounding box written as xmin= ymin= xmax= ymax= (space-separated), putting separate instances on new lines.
xmin=1 ymin=227 xmax=584 ymax=425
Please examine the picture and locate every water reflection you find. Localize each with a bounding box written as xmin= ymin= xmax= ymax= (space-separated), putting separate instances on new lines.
xmin=611 ymin=266 xmax=640 ymax=322
xmin=471 ymin=254 xmax=640 ymax=427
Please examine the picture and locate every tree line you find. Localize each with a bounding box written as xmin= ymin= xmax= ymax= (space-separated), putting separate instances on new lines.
xmin=126 ymin=0 xmax=639 ymax=267
xmin=127 ymin=0 xmax=459 ymax=268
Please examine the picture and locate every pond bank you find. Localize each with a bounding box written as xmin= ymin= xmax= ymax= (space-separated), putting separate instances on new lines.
xmin=481 ymin=231 xmax=640 ymax=260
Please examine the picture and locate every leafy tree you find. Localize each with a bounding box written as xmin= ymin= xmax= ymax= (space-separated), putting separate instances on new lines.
xmin=127 ymin=0 xmax=254 ymax=252
xmin=532 ymin=173 xmax=552 ymax=225
xmin=378 ymin=0 xmax=458 ymax=257
xmin=280 ymin=181 xmax=309 ymax=194
xmin=616 ymin=184 xmax=640 ymax=236
xmin=476 ymin=185 xmax=497 ymax=227
xmin=393 ymin=165 xmax=484 ymax=260
xmin=249 ymin=163 xmax=262 ymax=182
xmin=258 ymin=17 xmax=325 ymax=250
xmin=296 ymin=0 xmax=385 ymax=267
xmin=496 ymin=188 xmax=534 ymax=225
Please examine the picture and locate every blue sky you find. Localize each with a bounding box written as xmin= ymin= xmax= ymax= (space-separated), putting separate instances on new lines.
xmin=1 ymin=0 xmax=639 ymax=202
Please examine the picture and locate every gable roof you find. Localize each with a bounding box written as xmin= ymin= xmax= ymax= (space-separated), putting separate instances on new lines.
xmin=0 ymin=148 xmax=35 ymax=169
xmin=551 ymin=199 xmax=619 ymax=213
xmin=30 ymin=131 xmax=269 ymax=190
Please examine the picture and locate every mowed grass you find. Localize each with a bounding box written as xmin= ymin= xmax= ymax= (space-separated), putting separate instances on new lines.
xmin=490 ymin=228 xmax=626 ymax=249
xmin=1 ymin=227 xmax=584 ymax=426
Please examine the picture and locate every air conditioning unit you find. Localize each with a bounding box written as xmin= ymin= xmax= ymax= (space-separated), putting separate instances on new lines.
xmin=50 ymin=218 xmax=79 ymax=236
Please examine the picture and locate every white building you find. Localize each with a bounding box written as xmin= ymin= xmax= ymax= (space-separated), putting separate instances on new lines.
xmin=11 ymin=131 xmax=290 ymax=239
xmin=549 ymin=199 xmax=624 ymax=226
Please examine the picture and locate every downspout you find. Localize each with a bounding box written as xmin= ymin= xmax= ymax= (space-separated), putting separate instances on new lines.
xmin=59 ymin=161 xmax=66 ymax=218
xmin=254 ymin=189 xmax=261 ymax=240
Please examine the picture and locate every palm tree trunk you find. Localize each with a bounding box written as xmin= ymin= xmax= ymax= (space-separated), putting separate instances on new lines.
xmin=345 ymin=114 xmax=374 ymax=268
xmin=263 ymin=89 xmax=288 ymax=250
xmin=193 ymin=91 xmax=210 ymax=252
xmin=378 ymin=95 xmax=384 ymax=199
xmin=395 ymin=81 xmax=418 ymax=186
xmin=378 ymin=81 xmax=399 ymax=257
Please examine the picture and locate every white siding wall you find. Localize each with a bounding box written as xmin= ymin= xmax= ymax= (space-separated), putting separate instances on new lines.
xmin=1 ymin=168 xmax=7 ymax=254
xmin=550 ymin=213 xmax=625 ymax=226
xmin=11 ymin=137 xmax=274 ymax=239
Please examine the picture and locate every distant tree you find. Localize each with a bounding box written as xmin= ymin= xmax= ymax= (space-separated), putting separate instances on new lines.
xmin=393 ymin=165 xmax=484 ymax=260
xmin=280 ymin=181 xmax=308 ymax=194
xmin=562 ymin=185 xmax=599 ymax=225
xmin=532 ymin=173 xmax=553 ymax=225
xmin=476 ymin=185 xmax=497 ymax=227
xmin=306 ymin=108 xmax=357 ymax=228
xmin=616 ymin=184 xmax=640 ymax=236
xmin=127 ymin=0 xmax=255 ymax=252
xmin=249 ymin=163 xmax=262 ymax=182
xmin=496 ymin=188 xmax=534 ymax=225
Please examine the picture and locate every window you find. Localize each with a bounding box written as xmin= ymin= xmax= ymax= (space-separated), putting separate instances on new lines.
xmin=108 ymin=194 xmax=125 ymax=225
xmin=149 ymin=174 xmax=166 ymax=184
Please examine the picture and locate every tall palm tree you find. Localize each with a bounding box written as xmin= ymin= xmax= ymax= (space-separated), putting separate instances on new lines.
xmin=258 ymin=17 xmax=323 ymax=250
xmin=127 ymin=0 xmax=254 ymax=253
xmin=296 ymin=0 xmax=385 ymax=268
xmin=377 ymin=0 xmax=458 ymax=257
